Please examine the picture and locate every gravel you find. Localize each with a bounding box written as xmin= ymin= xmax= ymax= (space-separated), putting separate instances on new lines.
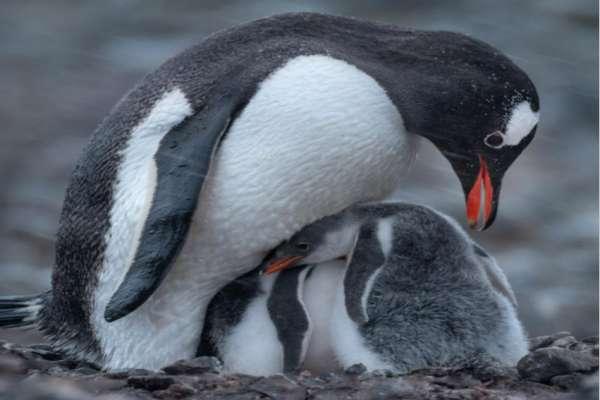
xmin=0 ymin=333 xmax=597 ymax=400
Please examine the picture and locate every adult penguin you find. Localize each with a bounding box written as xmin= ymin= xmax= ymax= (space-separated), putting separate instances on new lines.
xmin=0 ymin=13 xmax=538 ymax=370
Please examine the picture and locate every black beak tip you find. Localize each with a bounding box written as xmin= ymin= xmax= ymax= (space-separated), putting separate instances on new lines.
xmin=483 ymin=207 xmax=498 ymax=230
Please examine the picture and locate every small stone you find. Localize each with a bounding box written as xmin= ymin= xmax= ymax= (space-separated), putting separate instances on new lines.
xmin=517 ymin=347 xmax=599 ymax=383
xmin=344 ymin=363 xmax=367 ymax=375
xmin=104 ymin=370 xmax=130 ymax=380
xmin=582 ymin=336 xmax=599 ymax=345
xmin=250 ymin=375 xmax=306 ymax=400
xmin=528 ymin=335 xmax=553 ymax=351
xmin=57 ymin=359 xmax=81 ymax=369
xmin=552 ymin=336 xmax=577 ymax=348
xmin=363 ymin=380 xmax=416 ymax=399
xmin=384 ymin=369 xmax=398 ymax=378
xmin=550 ymin=373 xmax=584 ymax=390
xmin=127 ymin=375 xmax=176 ymax=391
xmin=529 ymin=332 xmax=573 ymax=351
xmin=162 ymin=356 xmax=222 ymax=375
xmin=550 ymin=332 xmax=573 ymax=340
xmin=5 ymin=375 xmax=99 ymax=400
xmin=46 ymin=366 xmax=69 ymax=376
xmin=568 ymin=342 xmax=590 ymax=352
xmin=195 ymin=372 xmax=225 ymax=390
xmin=74 ymin=366 xmax=99 ymax=375
xmin=127 ymin=368 xmax=153 ymax=376
xmin=153 ymin=382 xmax=196 ymax=399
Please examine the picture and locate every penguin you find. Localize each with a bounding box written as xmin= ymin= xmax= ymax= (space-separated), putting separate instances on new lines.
xmin=264 ymin=202 xmax=528 ymax=373
xmin=198 ymin=259 xmax=345 ymax=375
xmin=0 ymin=13 xmax=538 ymax=370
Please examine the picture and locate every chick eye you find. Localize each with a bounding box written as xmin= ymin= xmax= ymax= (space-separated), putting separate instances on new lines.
xmin=484 ymin=131 xmax=505 ymax=149
xmin=296 ymin=242 xmax=311 ymax=252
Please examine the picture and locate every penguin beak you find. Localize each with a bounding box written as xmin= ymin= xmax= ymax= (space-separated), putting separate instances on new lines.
xmin=263 ymin=256 xmax=304 ymax=275
xmin=465 ymin=156 xmax=498 ymax=231
xmin=444 ymin=151 xmax=500 ymax=231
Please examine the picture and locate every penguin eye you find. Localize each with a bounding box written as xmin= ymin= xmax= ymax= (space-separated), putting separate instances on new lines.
xmin=484 ymin=131 xmax=505 ymax=149
xmin=296 ymin=242 xmax=311 ymax=252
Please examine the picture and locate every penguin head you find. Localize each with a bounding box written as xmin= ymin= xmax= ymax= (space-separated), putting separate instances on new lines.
xmin=425 ymin=98 xmax=538 ymax=232
xmin=262 ymin=212 xmax=358 ymax=274
xmin=262 ymin=202 xmax=473 ymax=275
xmin=396 ymin=32 xmax=539 ymax=231
xmin=380 ymin=204 xmax=471 ymax=263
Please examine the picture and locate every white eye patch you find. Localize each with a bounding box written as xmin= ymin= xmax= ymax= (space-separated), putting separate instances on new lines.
xmin=487 ymin=101 xmax=538 ymax=149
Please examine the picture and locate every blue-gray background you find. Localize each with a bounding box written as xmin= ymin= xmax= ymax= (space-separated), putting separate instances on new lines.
xmin=0 ymin=0 xmax=597 ymax=344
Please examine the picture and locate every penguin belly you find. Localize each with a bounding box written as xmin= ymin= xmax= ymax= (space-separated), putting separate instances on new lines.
xmin=301 ymin=259 xmax=346 ymax=373
xmin=219 ymin=276 xmax=285 ymax=376
xmin=92 ymin=55 xmax=415 ymax=370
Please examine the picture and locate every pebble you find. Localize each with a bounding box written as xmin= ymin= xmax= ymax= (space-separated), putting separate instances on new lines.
xmin=249 ymin=375 xmax=306 ymax=400
xmin=127 ymin=375 xmax=176 ymax=391
xmin=550 ymin=372 xmax=584 ymax=390
xmin=0 ymin=333 xmax=598 ymax=399
xmin=344 ymin=363 xmax=367 ymax=375
xmin=517 ymin=347 xmax=599 ymax=383
xmin=162 ymin=356 xmax=222 ymax=375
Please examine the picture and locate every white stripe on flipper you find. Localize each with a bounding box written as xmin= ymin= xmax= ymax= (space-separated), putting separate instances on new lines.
xmin=331 ymin=268 xmax=392 ymax=371
xmin=360 ymin=267 xmax=382 ymax=322
xmin=296 ymin=266 xmax=314 ymax=368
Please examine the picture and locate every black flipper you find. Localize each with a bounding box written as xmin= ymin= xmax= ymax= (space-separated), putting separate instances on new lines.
xmin=104 ymin=96 xmax=240 ymax=322
xmin=343 ymin=222 xmax=386 ymax=325
xmin=0 ymin=293 xmax=46 ymax=328
xmin=267 ymin=266 xmax=312 ymax=373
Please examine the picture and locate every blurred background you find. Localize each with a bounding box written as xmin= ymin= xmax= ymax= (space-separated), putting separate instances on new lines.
xmin=0 ymin=0 xmax=597 ymax=344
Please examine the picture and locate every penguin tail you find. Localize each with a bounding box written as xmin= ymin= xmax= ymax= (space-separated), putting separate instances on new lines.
xmin=0 ymin=292 xmax=47 ymax=329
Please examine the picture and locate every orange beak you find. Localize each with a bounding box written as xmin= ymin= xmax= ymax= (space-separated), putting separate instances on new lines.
xmin=466 ymin=156 xmax=494 ymax=230
xmin=263 ymin=255 xmax=304 ymax=275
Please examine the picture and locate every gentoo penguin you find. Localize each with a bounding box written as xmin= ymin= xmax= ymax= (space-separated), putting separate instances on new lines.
xmin=199 ymin=259 xmax=345 ymax=375
xmin=264 ymin=202 xmax=528 ymax=372
xmin=0 ymin=13 xmax=538 ymax=370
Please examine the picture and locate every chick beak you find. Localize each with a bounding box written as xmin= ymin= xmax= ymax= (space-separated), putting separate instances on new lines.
xmin=263 ymin=255 xmax=304 ymax=275
xmin=466 ymin=155 xmax=495 ymax=231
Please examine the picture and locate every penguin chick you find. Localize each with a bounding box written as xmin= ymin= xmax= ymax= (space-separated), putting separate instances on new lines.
xmin=264 ymin=202 xmax=528 ymax=373
xmin=198 ymin=260 xmax=345 ymax=375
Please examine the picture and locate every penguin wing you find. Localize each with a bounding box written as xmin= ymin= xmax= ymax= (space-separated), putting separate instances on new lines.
xmin=104 ymin=96 xmax=240 ymax=322
xmin=343 ymin=222 xmax=386 ymax=325
xmin=472 ymin=243 xmax=518 ymax=307
xmin=267 ymin=266 xmax=314 ymax=373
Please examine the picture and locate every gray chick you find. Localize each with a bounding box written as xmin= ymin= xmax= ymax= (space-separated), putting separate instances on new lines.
xmin=263 ymin=202 xmax=528 ymax=373
xmin=198 ymin=259 xmax=345 ymax=375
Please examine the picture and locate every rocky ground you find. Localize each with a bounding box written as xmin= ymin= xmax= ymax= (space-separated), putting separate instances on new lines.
xmin=0 ymin=332 xmax=597 ymax=400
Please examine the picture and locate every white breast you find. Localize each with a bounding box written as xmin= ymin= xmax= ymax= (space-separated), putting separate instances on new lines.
xmin=219 ymin=275 xmax=284 ymax=375
xmin=330 ymin=267 xmax=392 ymax=371
xmin=302 ymin=260 xmax=346 ymax=373
xmin=92 ymin=54 xmax=416 ymax=370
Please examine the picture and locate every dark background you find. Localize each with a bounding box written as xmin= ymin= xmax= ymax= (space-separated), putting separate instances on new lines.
xmin=0 ymin=0 xmax=597 ymax=344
